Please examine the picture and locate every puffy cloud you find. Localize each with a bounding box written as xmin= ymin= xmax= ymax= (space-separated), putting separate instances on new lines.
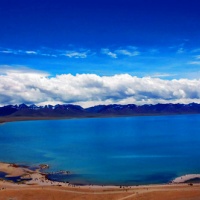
xmin=1 ymin=69 xmax=200 ymax=107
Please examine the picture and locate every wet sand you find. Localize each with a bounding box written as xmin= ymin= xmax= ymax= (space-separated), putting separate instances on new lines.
xmin=0 ymin=162 xmax=200 ymax=200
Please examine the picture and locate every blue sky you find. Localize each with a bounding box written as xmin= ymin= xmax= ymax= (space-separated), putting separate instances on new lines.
xmin=1 ymin=0 xmax=200 ymax=106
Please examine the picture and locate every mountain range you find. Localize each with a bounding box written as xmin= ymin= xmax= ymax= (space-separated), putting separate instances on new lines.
xmin=1 ymin=103 xmax=200 ymax=123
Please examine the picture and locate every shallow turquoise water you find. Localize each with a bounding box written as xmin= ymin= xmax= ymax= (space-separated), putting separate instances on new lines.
xmin=0 ymin=115 xmax=200 ymax=185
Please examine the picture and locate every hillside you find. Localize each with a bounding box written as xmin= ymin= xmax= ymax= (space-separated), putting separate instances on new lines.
xmin=1 ymin=103 xmax=200 ymax=123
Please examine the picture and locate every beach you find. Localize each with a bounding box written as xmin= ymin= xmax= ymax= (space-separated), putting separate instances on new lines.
xmin=0 ymin=162 xmax=200 ymax=200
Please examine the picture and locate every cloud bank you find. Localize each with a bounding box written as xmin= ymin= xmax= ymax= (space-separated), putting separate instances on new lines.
xmin=1 ymin=69 xmax=200 ymax=107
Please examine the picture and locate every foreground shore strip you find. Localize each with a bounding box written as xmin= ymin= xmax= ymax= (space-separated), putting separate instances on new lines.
xmin=1 ymin=162 xmax=200 ymax=199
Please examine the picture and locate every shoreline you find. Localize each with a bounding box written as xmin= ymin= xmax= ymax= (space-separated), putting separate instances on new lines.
xmin=1 ymin=162 xmax=200 ymax=200
xmin=172 ymin=174 xmax=200 ymax=184
xmin=0 ymin=161 xmax=199 ymax=187
xmin=1 ymin=113 xmax=200 ymax=125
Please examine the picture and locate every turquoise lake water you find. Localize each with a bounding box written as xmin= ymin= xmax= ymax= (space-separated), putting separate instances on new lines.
xmin=0 ymin=115 xmax=200 ymax=185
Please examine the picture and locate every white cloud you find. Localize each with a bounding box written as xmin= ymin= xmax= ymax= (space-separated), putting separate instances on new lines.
xmin=115 ymin=49 xmax=140 ymax=57
xmin=25 ymin=51 xmax=37 ymax=55
xmin=101 ymin=48 xmax=117 ymax=58
xmin=101 ymin=47 xmax=140 ymax=58
xmin=148 ymin=48 xmax=159 ymax=54
xmin=177 ymin=48 xmax=185 ymax=54
xmin=0 ymin=48 xmax=90 ymax=58
xmin=64 ymin=51 xmax=88 ymax=58
xmin=151 ymin=73 xmax=176 ymax=78
xmin=191 ymin=48 xmax=200 ymax=53
xmin=0 ymin=50 xmax=13 ymax=54
xmin=1 ymin=69 xmax=200 ymax=107
xmin=0 ymin=65 xmax=49 ymax=76
xmin=188 ymin=61 xmax=200 ymax=65
xmin=40 ymin=53 xmax=57 ymax=57
xmin=0 ymin=49 xmax=39 ymax=56
xmin=188 ymin=55 xmax=200 ymax=65
xmin=195 ymin=55 xmax=200 ymax=59
xmin=1 ymin=46 xmax=141 ymax=59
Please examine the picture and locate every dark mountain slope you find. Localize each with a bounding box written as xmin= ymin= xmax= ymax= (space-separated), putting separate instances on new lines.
xmin=1 ymin=103 xmax=200 ymax=120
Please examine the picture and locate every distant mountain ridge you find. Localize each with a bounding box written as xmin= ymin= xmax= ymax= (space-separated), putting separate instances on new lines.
xmin=1 ymin=103 xmax=200 ymax=119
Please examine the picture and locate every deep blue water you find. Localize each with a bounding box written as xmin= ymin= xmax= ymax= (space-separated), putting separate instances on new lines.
xmin=0 ymin=115 xmax=200 ymax=185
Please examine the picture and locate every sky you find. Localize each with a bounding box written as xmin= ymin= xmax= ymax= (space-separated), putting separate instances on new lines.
xmin=1 ymin=0 xmax=200 ymax=107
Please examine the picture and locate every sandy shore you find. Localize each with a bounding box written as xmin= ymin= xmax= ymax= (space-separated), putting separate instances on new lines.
xmin=1 ymin=162 xmax=200 ymax=199
xmin=1 ymin=179 xmax=200 ymax=200
xmin=0 ymin=162 xmax=33 ymax=177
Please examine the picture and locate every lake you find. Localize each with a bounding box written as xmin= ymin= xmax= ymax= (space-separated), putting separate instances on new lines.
xmin=0 ymin=114 xmax=200 ymax=185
